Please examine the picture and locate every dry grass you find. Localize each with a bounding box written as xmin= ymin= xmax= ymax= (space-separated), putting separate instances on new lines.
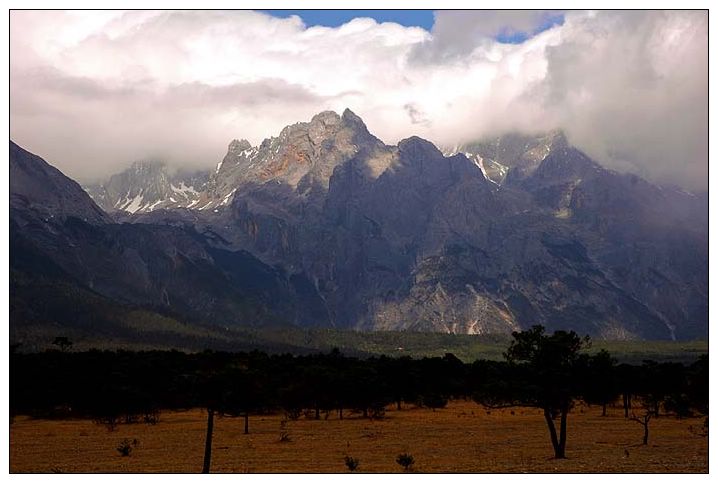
xmin=10 ymin=400 xmax=707 ymax=473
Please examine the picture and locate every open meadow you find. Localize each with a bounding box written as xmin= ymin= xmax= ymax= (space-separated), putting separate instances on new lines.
xmin=10 ymin=400 xmax=707 ymax=473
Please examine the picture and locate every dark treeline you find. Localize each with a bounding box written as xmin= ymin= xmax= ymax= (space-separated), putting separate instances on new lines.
xmin=10 ymin=348 xmax=468 ymax=422
xmin=10 ymin=326 xmax=708 ymax=470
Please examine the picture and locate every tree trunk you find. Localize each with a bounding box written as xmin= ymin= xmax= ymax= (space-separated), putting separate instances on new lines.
xmin=362 ymin=407 xmax=368 ymax=418
xmin=543 ymin=408 xmax=562 ymax=459
xmin=623 ymin=393 xmax=631 ymax=418
xmin=397 ymin=399 xmax=402 ymax=411
xmin=557 ymin=405 xmax=568 ymax=459
xmin=339 ymin=407 xmax=343 ymax=420
xmin=244 ymin=412 xmax=249 ymax=435
xmin=315 ymin=405 xmax=320 ymax=420
xmin=602 ymin=403 xmax=607 ymax=417
xmin=202 ymin=408 xmax=214 ymax=474
xmin=630 ymin=413 xmax=651 ymax=445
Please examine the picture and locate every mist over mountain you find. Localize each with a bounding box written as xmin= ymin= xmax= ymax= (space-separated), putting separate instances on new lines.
xmin=10 ymin=10 xmax=707 ymax=190
xmin=10 ymin=110 xmax=707 ymax=344
xmin=84 ymin=161 xmax=208 ymax=214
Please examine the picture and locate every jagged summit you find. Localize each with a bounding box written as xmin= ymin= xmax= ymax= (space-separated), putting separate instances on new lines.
xmin=84 ymin=114 xmax=583 ymax=216
xmin=84 ymin=109 xmax=383 ymax=214
xmin=341 ymin=107 xmax=362 ymax=122
xmin=84 ymin=159 xmax=207 ymax=214
xmin=191 ymin=109 xmax=386 ymax=211
xmin=12 ymin=107 xmax=709 ymax=340
xmin=398 ymin=135 xmax=441 ymax=153
xmin=130 ymin=159 xmax=165 ymax=170
xmin=310 ymin=110 xmax=341 ymax=124
xmin=228 ymin=139 xmax=252 ymax=154
xmin=443 ymin=130 xmax=571 ymax=185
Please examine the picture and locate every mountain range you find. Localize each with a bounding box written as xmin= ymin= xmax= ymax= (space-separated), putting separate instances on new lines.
xmin=10 ymin=110 xmax=708 ymax=345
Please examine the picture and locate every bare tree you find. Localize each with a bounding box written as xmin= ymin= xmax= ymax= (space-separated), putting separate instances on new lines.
xmin=629 ymin=409 xmax=653 ymax=445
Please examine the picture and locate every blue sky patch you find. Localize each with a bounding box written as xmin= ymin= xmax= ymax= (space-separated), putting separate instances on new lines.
xmin=263 ymin=10 xmax=566 ymax=44
xmin=262 ymin=10 xmax=435 ymax=31
xmin=495 ymin=13 xmax=565 ymax=44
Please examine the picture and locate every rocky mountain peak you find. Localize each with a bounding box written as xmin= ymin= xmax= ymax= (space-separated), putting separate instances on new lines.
xmin=228 ymin=139 xmax=252 ymax=154
xmin=130 ymin=109 xmax=384 ymax=214
xmin=235 ymin=109 xmax=382 ymax=190
xmin=12 ymin=105 xmax=709 ymax=341
xmin=398 ymin=136 xmax=442 ymax=157
xmin=443 ymin=130 xmax=575 ymax=186
xmin=545 ymin=129 xmax=568 ymax=147
xmin=310 ymin=110 xmax=342 ymax=126
xmin=85 ymin=158 xmax=207 ymax=214
xmin=341 ymin=108 xmax=368 ymax=130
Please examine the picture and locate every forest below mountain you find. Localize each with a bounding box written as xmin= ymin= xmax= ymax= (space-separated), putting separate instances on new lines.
xmin=11 ymin=326 xmax=708 ymax=472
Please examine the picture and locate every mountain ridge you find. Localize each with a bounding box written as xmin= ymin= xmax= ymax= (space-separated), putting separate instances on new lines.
xmin=10 ymin=109 xmax=708 ymax=341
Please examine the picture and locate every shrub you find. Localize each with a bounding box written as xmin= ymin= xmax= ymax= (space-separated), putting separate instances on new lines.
xmin=123 ymin=414 xmax=139 ymax=424
xmin=95 ymin=416 xmax=119 ymax=432
xmin=285 ymin=408 xmax=301 ymax=421
xmin=143 ymin=411 xmax=160 ymax=425
xmin=344 ymin=456 xmax=360 ymax=472
xmin=279 ymin=420 xmax=291 ymax=443
xmin=116 ymin=438 xmax=139 ymax=457
xmin=422 ymin=394 xmax=448 ymax=410
xmin=368 ymin=403 xmax=386 ymax=420
xmin=396 ymin=453 xmax=414 ymax=471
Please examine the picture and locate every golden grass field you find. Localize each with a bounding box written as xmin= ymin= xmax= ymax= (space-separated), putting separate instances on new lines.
xmin=10 ymin=400 xmax=707 ymax=473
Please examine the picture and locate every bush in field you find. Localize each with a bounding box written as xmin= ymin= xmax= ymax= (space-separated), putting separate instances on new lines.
xmin=279 ymin=419 xmax=291 ymax=443
xmin=368 ymin=402 xmax=386 ymax=420
xmin=421 ymin=393 xmax=448 ymax=410
xmin=116 ymin=438 xmax=139 ymax=457
xmin=95 ymin=416 xmax=119 ymax=432
xmin=396 ymin=453 xmax=414 ymax=471
xmin=285 ymin=408 xmax=301 ymax=421
xmin=344 ymin=456 xmax=360 ymax=472
xmin=143 ymin=411 xmax=160 ymax=425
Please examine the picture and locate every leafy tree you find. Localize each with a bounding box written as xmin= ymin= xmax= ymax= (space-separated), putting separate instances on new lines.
xmin=420 ymin=393 xmax=448 ymax=410
xmin=686 ymin=355 xmax=708 ymax=416
xmin=636 ymin=361 xmax=687 ymax=419
xmin=616 ymin=363 xmax=638 ymax=418
xmin=583 ymin=350 xmax=619 ymax=416
xmin=383 ymin=356 xmax=420 ymax=410
xmin=475 ymin=325 xmax=589 ymax=459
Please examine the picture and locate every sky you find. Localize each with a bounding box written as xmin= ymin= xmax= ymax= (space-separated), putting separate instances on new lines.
xmin=263 ymin=10 xmax=436 ymax=30
xmin=9 ymin=10 xmax=708 ymax=190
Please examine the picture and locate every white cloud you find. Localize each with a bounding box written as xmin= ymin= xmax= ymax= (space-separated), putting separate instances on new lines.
xmin=414 ymin=10 xmax=563 ymax=61
xmin=10 ymin=10 xmax=707 ymax=190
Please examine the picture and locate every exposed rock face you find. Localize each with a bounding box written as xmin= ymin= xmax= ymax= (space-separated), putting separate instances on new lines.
xmin=139 ymin=112 xmax=704 ymax=339
xmin=443 ymin=131 xmax=565 ymax=185
xmin=85 ymin=160 xmax=208 ymax=214
xmin=10 ymin=142 xmax=330 ymax=332
xmin=86 ymin=109 xmax=382 ymax=215
xmin=196 ymin=114 xmax=705 ymax=340
xmin=17 ymin=109 xmax=708 ymax=340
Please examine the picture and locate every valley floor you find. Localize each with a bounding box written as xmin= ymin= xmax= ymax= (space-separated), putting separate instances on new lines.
xmin=10 ymin=400 xmax=707 ymax=473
